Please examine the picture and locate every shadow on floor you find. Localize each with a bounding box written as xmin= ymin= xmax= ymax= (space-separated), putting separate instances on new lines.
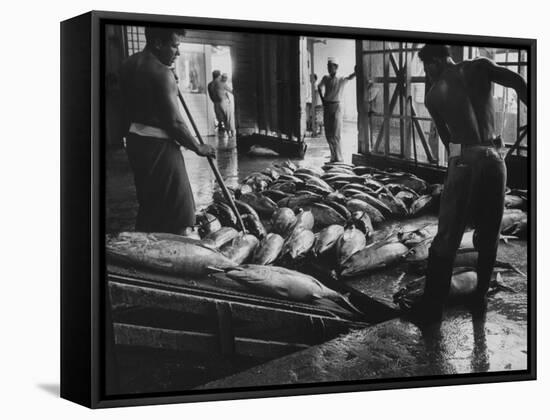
xmin=36 ymin=383 xmax=59 ymax=397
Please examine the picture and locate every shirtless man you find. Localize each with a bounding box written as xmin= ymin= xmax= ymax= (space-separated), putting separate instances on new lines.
xmin=207 ymin=70 xmax=234 ymax=136
xmin=411 ymin=44 xmax=527 ymax=320
xmin=317 ymin=57 xmax=356 ymax=162
xmin=120 ymin=26 xmax=216 ymax=235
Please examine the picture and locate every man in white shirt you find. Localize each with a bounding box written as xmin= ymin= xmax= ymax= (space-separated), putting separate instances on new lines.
xmin=317 ymin=57 xmax=356 ymax=162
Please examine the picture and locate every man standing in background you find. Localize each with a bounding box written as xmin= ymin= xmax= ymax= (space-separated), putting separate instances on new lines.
xmin=207 ymin=70 xmax=234 ymax=136
xmin=317 ymin=57 xmax=356 ymax=162
xmin=220 ymin=73 xmax=235 ymax=138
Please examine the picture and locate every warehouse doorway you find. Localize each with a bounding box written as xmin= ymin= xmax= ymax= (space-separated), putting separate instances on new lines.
xmin=173 ymin=43 xmax=235 ymax=138
xmin=303 ymin=37 xmax=358 ymax=162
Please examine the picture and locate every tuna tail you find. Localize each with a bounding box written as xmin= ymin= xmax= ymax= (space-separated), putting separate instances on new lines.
xmin=497 ymin=261 xmax=526 ymax=277
xmin=334 ymin=294 xmax=365 ymax=317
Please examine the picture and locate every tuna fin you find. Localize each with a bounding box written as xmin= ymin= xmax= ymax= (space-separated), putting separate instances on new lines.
xmin=500 ymin=234 xmax=519 ymax=243
xmin=500 ymin=262 xmax=526 ymax=277
xmin=206 ymin=266 xmax=225 ymax=273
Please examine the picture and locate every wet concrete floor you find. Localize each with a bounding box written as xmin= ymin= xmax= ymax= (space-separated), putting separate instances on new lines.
xmin=105 ymin=124 xmax=528 ymax=387
xmin=106 ymin=123 xmax=357 ymax=233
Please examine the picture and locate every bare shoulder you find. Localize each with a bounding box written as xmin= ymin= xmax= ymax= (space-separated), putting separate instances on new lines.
xmin=146 ymin=61 xmax=177 ymax=92
xmin=460 ymin=57 xmax=495 ymax=76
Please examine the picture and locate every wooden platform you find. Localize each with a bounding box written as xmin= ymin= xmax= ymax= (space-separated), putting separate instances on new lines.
xmin=108 ymin=263 xmax=369 ymax=362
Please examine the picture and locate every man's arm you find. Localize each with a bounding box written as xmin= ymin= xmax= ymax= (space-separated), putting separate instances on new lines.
xmin=345 ymin=65 xmax=357 ymax=81
xmin=317 ymin=76 xmax=325 ymax=104
xmin=426 ymin=102 xmax=452 ymax=151
xmin=223 ymin=84 xmax=233 ymax=95
xmin=156 ymin=70 xmax=216 ymax=158
xmin=480 ymin=57 xmax=527 ymax=105
xmin=207 ymin=82 xmax=215 ymax=102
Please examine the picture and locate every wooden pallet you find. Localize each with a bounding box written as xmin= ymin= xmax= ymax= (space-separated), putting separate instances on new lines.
xmin=108 ymin=264 xmax=369 ymax=361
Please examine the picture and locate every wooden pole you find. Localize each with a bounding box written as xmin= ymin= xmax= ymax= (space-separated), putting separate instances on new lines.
xmin=176 ymin=90 xmax=247 ymax=233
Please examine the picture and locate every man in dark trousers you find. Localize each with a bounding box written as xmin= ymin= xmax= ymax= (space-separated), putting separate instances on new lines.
xmin=120 ymin=26 xmax=216 ymax=235
xmin=317 ymin=57 xmax=356 ymax=162
xmin=412 ymin=44 xmax=527 ymax=320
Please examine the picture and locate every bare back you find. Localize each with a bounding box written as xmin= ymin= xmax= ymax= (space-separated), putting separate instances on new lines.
xmin=426 ymin=59 xmax=495 ymax=145
xmin=120 ymin=50 xmax=178 ymax=130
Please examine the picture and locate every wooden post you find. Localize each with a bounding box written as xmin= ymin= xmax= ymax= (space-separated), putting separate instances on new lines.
xmin=383 ymin=44 xmax=390 ymax=156
xmin=355 ymin=39 xmax=369 ymax=155
xmin=403 ymin=44 xmax=412 ymax=159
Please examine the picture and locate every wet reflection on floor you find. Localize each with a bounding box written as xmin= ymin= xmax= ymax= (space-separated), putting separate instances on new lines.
xmin=106 ymin=123 xmax=358 ymax=233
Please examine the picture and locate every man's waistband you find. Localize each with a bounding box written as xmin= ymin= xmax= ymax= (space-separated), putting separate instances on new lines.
xmin=323 ymin=101 xmax=340 ymax=105
xmin=129 ymin=123 xmax=171 ymax=139
xmin=448 ymin=138 xmax=502 ymax=157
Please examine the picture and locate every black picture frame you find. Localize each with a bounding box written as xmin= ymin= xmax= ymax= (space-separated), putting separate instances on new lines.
xmin=60 ymin=10 xmax=537 ymax=409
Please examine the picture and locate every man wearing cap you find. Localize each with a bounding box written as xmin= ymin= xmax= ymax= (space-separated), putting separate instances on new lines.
xmin=409 ymin=44 xmax=527 ymax=321
xmin=317 ymin=57 xmax=356 ymax=162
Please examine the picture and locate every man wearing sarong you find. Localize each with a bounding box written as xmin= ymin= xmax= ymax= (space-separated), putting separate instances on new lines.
xmin=410 ymin=44 xmax=527 ymax=321
xmin=120 ymin=26 xmax=216 ymax=235
xmin=317 ymin=57 xmax=355 ymax=162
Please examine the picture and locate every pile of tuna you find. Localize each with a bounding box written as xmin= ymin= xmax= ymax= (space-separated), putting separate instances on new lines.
xmin=107 ymin=160 xmax=528 ymax=313
xmin=198 ymin=160 xmax=527 ymax=277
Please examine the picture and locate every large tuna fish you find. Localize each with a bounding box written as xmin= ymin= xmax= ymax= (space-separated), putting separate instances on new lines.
xmin=221 ymin=233 xmax=259 ymax=265
xmin=271 ymin=207 xmax=297 ymax=236
xmin=106 ymin=232 xmax=237 ymax=276
xmin=196 ymin=212 xmax=222 ymax=238
xmin=403 ymin=239 xmax=433 ymax=262
xmin=261 ymin=167 xmax=281 ymax=181
xmin=297 ymin=183 xmax=332 ymax=196
xmin=217 ymin=264 xmax=360 ymax=313
xmin=500 ymin=209 xmax=528 ymax=237
xmin=336 ymin=224 xmax=367 ymax=265
xmin=346 ymin=198 xmax=385 ymax=226
xmin=340 ymin=241 xmax=409 ymax=278
xmin=504 ymin=194 xmax=527 ymax=210
xmin=378 ymin=192 xmax=409 ymax=218
xmin=383 ymin=174 xmax=428 ymax=194
xmin=289 ymin=208 xmax=315 ymax=234
xmin=278 ymin=174 xmax=305 ymax=184
xmin=261 ymin=189 xmax=291 ymax=203
xmin=206 ymin=202 xmax=238 ymax=228
xmin=393 ymin=270 xmax=513 ymax=310
xmin=203 ymin=227 xmax=240 ymax=249
xmin=302 ymin=203 xmax=347 ymax=228
xmin=294 ymin=167 xmax=324 ymax=178
xmin=269 ymin=181 xmax=297 ymax=193
xmin=313 ymin=224 xmax=345 ymax=257
xmin=349 ymin=210 xmax=373 ymax=237
xmin=409 ymin=194 xmax=434 ymax=216
xmin=239 ymin=192 xmax=278 ymax=217
xmin=242 ymin=214 xmax=267 ymax=239
xmin=324 ymin=200 xmax=352 ymax=220
xmin=404 ymin=249 xmax=524 ymax=276
xmin=293 ymin=172 xmax=333 ymax=191
xmin=350 ymin=192 xmax=392 ymax=217
xmin=280 ymin=228 xmax=315 ymax=260
xmin=251 ymin=233 xmax=285 ymax=265
xmin=277 ymin=194 xmax=322 ymax=209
